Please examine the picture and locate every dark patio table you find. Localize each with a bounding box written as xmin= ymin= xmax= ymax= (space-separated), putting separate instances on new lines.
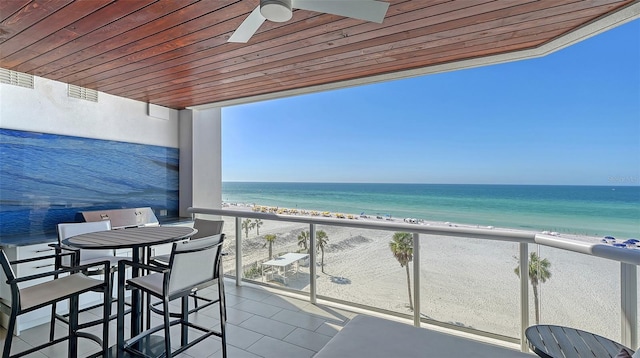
xmin=525 ymin=325 xmax=634 ymax=358
xmin=63 ymin=226 xmax=197 ymax=342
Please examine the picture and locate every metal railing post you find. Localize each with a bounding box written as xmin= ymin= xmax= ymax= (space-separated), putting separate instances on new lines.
xmin=309 ymin=223 xmax=317 ymax=304
xmin=235 ymin=217 xmax=242 ymax=286
xmin=621 ymin=262 xmax=637 ymax=349
xmin=520 ymin=243 xmax=529 ymax=352
xmin=413 ymin=232 xmax=421 ymax=327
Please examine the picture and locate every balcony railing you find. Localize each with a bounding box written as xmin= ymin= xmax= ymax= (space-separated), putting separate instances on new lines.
xmin=188 ymin=206 xmax=639 ymax=352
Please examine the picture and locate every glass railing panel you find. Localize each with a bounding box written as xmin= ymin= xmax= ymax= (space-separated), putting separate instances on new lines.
xmin=419 ymin=234 xmax=521 ymax=338
xmin=237 ymin=218 xmax=310 ymax=293
xmin=219 ymin=215 xmax=238 ymax=277
xmin=314 ymin=225 xmax=414 ymax=317
xmin=187 ymin=214 xmax=237 ymax=275
xmin=536 ymin=244 xmax=620 ymax=340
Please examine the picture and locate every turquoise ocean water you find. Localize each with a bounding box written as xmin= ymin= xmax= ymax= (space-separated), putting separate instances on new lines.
xmin=222 ymin=182 xmax=639 ymax=239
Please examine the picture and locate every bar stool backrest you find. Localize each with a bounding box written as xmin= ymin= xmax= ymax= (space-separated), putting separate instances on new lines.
xmin=192 ymin=219 xmax=224 ymax=239
xmin=57 ymin=220 xmax=112 ymax=265
xmin=0 ymin=250 xmax=17 ymax=297
xmin=167 ymin=234 xmax=224 ymax=296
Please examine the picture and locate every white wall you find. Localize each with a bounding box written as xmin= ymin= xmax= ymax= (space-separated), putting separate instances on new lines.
xmin=1 ymin=74 xmax=222 ymax=218
xmin=179 ymin=108 xmax=222 ymax=216
xmin=0 ymin=75 xmax=179 ymax=147
xmin=192 ymin=108 xmax=222 ymax=210
xmin=179 ymin=110 xmax=194 ymax=216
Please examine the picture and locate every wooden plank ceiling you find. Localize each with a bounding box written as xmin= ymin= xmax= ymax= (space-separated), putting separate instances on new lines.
xmin=0 ymin=0 xmax=636 ymax=109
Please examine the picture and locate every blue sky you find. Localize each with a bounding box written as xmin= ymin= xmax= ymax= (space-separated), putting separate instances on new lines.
xmin=222 ymin=20 xmax=640 ymax=185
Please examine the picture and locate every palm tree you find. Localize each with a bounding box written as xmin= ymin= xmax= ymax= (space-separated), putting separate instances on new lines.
xmin=514 ymin=252 xmax=552 ymax=324
xmin=254 ymin=219 xmax=263 ymax=235
xmin=241 ymin=218 xmax=254 ymax=238
xmin=264 ymin=234 xmax=277 ymax=259
xmin=316 ymin=230 xmax=329 ymax=273
xmin=297 ymin=230 xmax=309 ymax=253
xmin=389 ymin=232 xmax=413 ymax=311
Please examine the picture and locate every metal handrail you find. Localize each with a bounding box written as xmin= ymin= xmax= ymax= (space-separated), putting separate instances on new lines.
xmin=190 ymin=207 xmax=536 ymax=240
xmin=189 ymin=207 xmax=640 ymax=264
xmin=188 ymin=206 xmax=638 ymax=350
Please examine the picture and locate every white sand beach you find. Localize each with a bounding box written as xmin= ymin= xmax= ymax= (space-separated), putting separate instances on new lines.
xmin=214 ymin=205 xmax=626 ymax=340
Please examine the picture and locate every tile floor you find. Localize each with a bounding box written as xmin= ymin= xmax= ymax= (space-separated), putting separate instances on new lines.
xmin=1 ymin=279 xmax=356 ymax=357
xmin=2 ymin=279 xmax=527 ymax=357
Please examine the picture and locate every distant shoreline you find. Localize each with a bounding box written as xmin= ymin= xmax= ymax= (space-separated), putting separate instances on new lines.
xmin=223 ymin=181 xmax=640 ymax=187
xmin=222 ymin=201 xmax=605 ymax=244
xmin=221 ymin=182 xmax=639 ymax=239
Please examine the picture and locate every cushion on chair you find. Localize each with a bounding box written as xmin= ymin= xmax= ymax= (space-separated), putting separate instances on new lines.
xmin=150 ymin=253 xmax=170 ymax=265
xmin=80 ymin=255 xmax=124 ymax=267
xmin=19 ymin=273 xmax=105 ymax=311
xmin=128 ymin=273 xmax=165 ymax=296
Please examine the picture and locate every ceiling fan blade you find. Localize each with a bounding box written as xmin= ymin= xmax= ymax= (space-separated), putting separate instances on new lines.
xmin=292 ymin=0 xmax=389 ymax=23
xmin=228 ymin=6 xmax=266 ymax=43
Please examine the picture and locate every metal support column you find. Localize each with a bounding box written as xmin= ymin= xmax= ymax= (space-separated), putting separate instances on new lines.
xmin=235 ymin=217 xmax=242 ymax=287
xmin=309 ymin=224 xmax=317 ymax=304
xmin=520 ymin=243 xmax=529 ymax=352
xmin=621 ymin=262 xmax=637 ymax=349
xmin=413 ymin=232 xmax=421 ymax=327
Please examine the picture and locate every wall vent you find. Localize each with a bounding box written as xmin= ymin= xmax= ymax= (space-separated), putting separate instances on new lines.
xmin=68 ymin=84 xmax=98 ymax=102
xmin=0 ymin=69 xmax=34 ymax=88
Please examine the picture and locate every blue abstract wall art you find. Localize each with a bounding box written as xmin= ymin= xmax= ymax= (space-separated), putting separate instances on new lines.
xmin=0 ymin=128 xmax=179 ymax=240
